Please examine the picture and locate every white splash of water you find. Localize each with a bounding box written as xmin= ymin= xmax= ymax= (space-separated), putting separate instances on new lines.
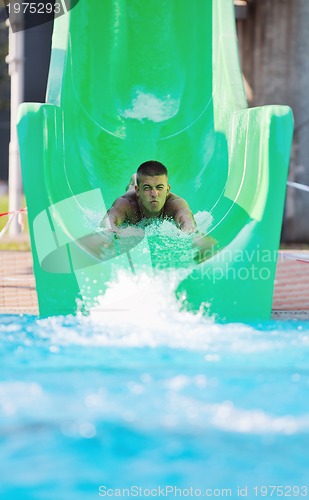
xmin=119 ymin=91 xmax=180 ymax=122
xmin=161 ymin=393 xmax=309 ymax=435
xmin=89 ymin=269 xmax=196 ymax=334
xmin=194 ymin=210 xmax=213 ymax=233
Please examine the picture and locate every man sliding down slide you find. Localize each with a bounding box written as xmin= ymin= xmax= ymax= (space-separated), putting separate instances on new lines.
xmin=84 ymin=161 xmax=217 ymax=263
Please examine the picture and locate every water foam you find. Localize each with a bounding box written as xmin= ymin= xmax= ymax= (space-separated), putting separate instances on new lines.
xmin=30 ymin=266 xmax=305 ymax=355
xmin=119 ymin=90 xmax=180 ymax=122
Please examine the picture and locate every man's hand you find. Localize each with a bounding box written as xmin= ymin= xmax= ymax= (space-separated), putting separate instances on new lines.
xmin=79 ymin=230 xmax=117 ymax=260
xmin=192 ymin=232 xmax=218 ymax=264
xmin=77 ymin=226 xmax=145 ymax=262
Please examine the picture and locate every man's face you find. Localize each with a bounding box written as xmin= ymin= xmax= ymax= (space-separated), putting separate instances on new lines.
xmin=135 ymin=174 xmax=170 ymax=216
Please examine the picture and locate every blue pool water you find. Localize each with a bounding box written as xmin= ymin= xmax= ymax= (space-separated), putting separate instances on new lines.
xmin=1 ymin=274 xmax=309 ymax=499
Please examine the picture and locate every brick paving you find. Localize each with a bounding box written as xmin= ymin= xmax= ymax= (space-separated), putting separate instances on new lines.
xmin=272 ymin=251 xmax=309 ymax=320
xmin=0 ymin=251 xmax=38 ymax=315
xmin=0 ymin=249 xmax=308 ymax=319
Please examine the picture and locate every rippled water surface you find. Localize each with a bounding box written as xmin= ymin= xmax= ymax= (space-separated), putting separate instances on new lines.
xmin=1 ymin=273 xmax=309 ymax=499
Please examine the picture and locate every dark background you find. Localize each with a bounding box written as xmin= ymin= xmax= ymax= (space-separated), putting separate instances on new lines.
xmin=0 ymin=7 xmax=53 ymax=181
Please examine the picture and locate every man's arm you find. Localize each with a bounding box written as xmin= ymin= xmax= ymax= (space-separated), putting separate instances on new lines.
xmin=80 ymin=197 xmax=140 ymax=261
xmin=170 ymin=197 xmax=218 ymax=262
xmin=77 ymin=198 xmax=127 ymax=261
xmin=100 ymin=197 xmax=130 ymax=232
xmin=192 ymin=233 xmax=218 ymax=263
xmin=169 ymin=198 xmax=197 ymax=233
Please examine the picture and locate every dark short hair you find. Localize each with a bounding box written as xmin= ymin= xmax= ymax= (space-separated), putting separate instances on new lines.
xmin=136 ymin=160 xmax=168 ymax=185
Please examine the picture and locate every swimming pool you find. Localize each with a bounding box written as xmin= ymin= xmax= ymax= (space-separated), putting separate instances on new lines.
xmin=1 ymin=276 xmax=309 ymax=499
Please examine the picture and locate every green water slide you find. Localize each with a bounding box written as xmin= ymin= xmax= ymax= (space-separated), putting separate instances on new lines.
xmin=18 ymin=0 xmax=293 ymax=320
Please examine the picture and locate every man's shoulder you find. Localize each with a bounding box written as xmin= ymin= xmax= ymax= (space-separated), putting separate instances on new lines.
xmin=113 ymin=192 xmax=137 ymax=206
xmin=121 ymin=191 xmax=138 ymax=205
xmin=166 ymin=192 xmax=184 ymax=201
xmin=110 ymin=192 xmax=139 ymax=219
xmin=165 ymin=193 xmax=190 ymax=209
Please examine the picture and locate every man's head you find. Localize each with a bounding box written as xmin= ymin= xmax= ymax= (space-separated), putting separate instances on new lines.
xmin=135 ymin=160 xmax=170 ymax=216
